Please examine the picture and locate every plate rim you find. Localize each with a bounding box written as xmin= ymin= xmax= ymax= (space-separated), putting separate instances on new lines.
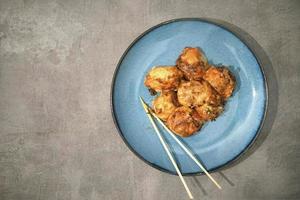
xmin=110 ymin=18 xmax=268 ymax=176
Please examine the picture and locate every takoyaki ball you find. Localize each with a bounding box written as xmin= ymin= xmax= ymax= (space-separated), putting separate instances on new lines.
xmin=167 ymin=106 xmax=203 ymax=137
xmin=203 ymin=66 xmax=235 ymax=100
xmin=195 ymin=103 xmax=224 ymax=121
xmin=152 ymin=91 xmax=179 ymax=121
xmin=177 ymin=80 xmax=223 ymax=107
xmin=144 ymin=66 xmax=183 ymax=92
xmin=176 ymin=47 xmax=209 ymax=80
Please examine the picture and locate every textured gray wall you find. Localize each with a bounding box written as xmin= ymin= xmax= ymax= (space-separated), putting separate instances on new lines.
xmin=0 ymin=0 xmax=299 ymax=200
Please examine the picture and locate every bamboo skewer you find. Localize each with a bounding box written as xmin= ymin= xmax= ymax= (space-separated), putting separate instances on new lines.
xmin=139 ymin=97 xmax=194 ymax=200
xmin=150 ymin=111 xmax=222 ymax=190
xmin=140 ymin=97 xmax=222 ymax=190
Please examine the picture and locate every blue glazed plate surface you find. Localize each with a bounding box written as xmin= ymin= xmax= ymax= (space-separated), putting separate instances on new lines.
xmin=111 ymin=19 xmax=267 ymax=175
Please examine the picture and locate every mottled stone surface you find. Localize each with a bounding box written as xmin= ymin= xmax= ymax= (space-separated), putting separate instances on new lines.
xmin=0 ymin=0 xmax=299 ymax=199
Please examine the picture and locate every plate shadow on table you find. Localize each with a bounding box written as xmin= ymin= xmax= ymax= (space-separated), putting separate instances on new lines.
xmin=182 ymin=18 xmax=278 ymax=193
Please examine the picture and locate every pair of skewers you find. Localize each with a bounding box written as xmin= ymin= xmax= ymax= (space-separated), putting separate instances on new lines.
xmin=139 ymin=96 xmax=222 ymax=199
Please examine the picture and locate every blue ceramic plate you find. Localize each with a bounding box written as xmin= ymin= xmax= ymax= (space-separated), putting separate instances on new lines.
xmin=111 ymin=19 xmax=267 ymax=175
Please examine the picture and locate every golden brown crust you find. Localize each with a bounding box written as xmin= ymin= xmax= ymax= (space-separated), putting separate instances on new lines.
xmin=203 ymin=66 xmax=236 ymax=99
xmin=144 ymin=66 xmax=183 ymax=92
xmin=195 ymin=104 xmax=224 ymax=121
xmin=152 ymin=91 xmax=179 ymax=121
xmin=176 ymin=47 xmax=209 ymax=80
xmin=143 ymin=47 xmax=237 ymax=137
xmin=177 ymin=80 xmax=223 ymax=107
xmin=167 ymin=107 xmax=203 ymax=137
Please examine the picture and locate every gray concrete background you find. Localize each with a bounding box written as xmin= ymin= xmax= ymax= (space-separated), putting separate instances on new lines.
xmin=0 ymin=0 xmax=299 ymax=199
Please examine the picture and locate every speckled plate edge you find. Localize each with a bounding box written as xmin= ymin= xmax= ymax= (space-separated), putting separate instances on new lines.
xmin=110 ymin=18 xmax=268 ymax=176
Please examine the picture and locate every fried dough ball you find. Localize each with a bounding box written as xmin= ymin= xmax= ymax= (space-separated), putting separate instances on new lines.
xmin=144 ymin=66 xmax=183 ymax=92
xmin=203 ymin=66 xmax=235 ymax=99
xmin=177 ymin=80 xmax=223 ymax=107
xmin=195 ymin=104 xmax=224 ymax=121
xmin=176 ymin=47 xmax=209 ymax=80
xmin=152 ymin=91 xmax=179 ymax=121
xmin=167 ymin=107 xmax=203 ymax=137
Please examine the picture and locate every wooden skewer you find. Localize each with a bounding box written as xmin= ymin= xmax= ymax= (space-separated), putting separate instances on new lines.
xmin=143 ymin=100 xmax=222 ymax=190
xmin=139 ymin=97 xmax=194 ymax=200
xmin=151 ymin=112 xmax=222 ymax=190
